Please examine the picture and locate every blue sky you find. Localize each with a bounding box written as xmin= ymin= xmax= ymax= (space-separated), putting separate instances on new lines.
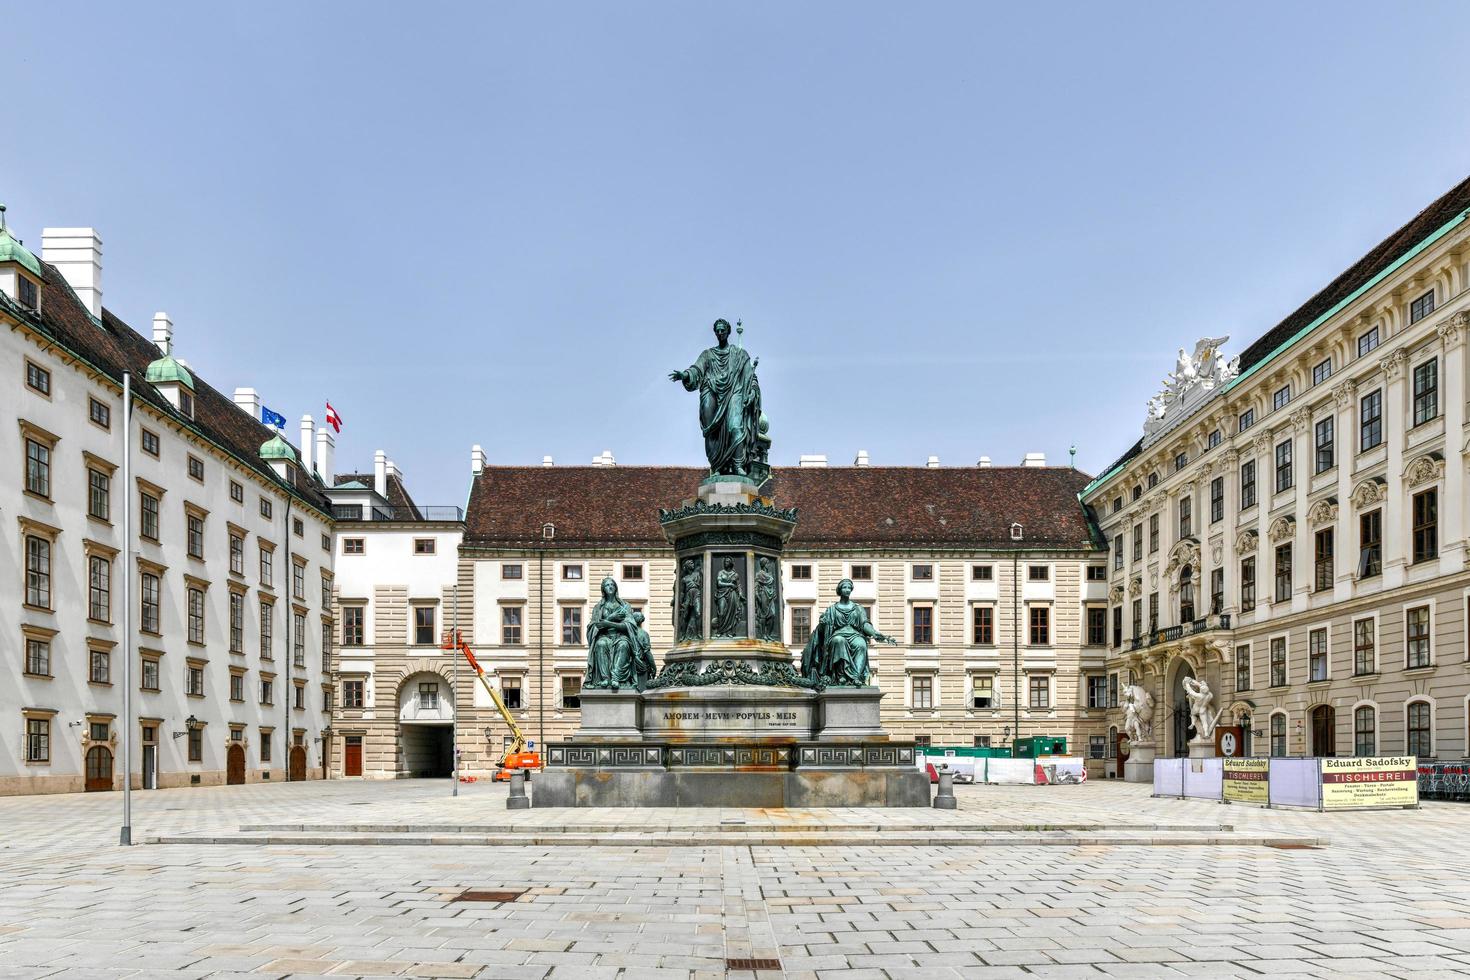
xmin=6 ymin=3 xmax=1470 ymax=505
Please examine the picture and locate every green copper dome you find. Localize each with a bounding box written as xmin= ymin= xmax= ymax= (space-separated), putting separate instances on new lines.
xmin=259 ymin=433 xmax=296 ymax=462
xmin=0 ymin=225 xmax=41 ymax=278
xmin=145 ymin=354 xmax=195 ymax=390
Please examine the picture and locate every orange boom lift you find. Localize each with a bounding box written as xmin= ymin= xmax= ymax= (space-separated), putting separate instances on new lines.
xmin=442 ymin=629 xmax=542 ymax=781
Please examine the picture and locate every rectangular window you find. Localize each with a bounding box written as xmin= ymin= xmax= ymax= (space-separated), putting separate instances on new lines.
xmin=1357 ymin=390 xmax=1381 ymax=452
xmin=1177 ymin=496 xmax=1191 ymax=539
xmin=259 ymin=547 xmax=273 ymax=587
xmin=1240 ymin=557 xmax=1256 ymax=612
xmin=24 ymin=637 xmax=50 ymax=676
xmin=1132 ymin=598 xmax=1143 ymax=638
xmin=972 ymin=605 xmax=994 ymax=645
xmin=1113 ymin=534 xmax=1123 ymax=570
xmin=25 ymin=360 xmax=51 ymax=395
xmin=971 ymin=675 xmax=994 ymax=709
xmin=561 ymin=564 xmax=583 ymax=581
xmin=230 ymin=592 xmax=244 ymax=653
xmin=1148 ymin=591 xmax=1159 ymax=633
xmin=501 ymin=563 xmax=522 ymax=580
xmin=1275 ymin=440 xmax=1293 ymax=493
xmin=25 ymin=438 xmax=50 ymax=497
xmin=25 ymin=535 xmax=51 ymax=608
xmin=1179 ymin=566 xmax=1195 ymax=623
xmin=1235 ymin=645 xmax=1251 ymax=692
xmin=187 ymin=455 xmax=204 ymax=481
xmin=413 ymin=538 xmax=436 ymax=555
xmin=260 ymin=730 xmax=272 ymax=762
xmin=1359 ymin=510 xmax=1382 ymax=578
xmin=292 ymin=561 xmax=305 ymax=601
xmin=789 ymin=606 xmax=812 ymax=645
xmin=343 ymin=679 xmax=364 ymax=708
xmin=1149 ymin=514 xmax=1159 ymax=553
xmin=88 ymin=555 xmax=111 ymax=621
xmin=321 ymin=573 xmax=331 ymax=608
xmin=259 ymin=498 xmax=272 ymax=519
xmin=911 ymin=605 xmax=934 ymax=645
xmin=911 ymin=564 xmax=933 ymax=582
xmin=1412 ymin=357 xmax=1439 ymax=426
xmin=1210 ymin=477 xmax=1224 ymax=523
xmin=1412 ymin=489 xmax=1438 ymax=563
xmin=1354 ymin=706 xmax=1376 ymax=756
xmin=560 ymin=606 xmax=582 ymax=645
xmin=1271 ymin=714 xmax=1286 ymax=757
xmin=1270 ymin=637 xmax=1287 ymax=687
xmin=1406 ymin=605 xmax=1431 ymax=668
xmin=88 ymin=469 xmax=111 ymax=520
xmin=560 ymin=675 xmax=582 ymax=709
xmin=141 ymin=491 xmax=159 ymax=540
xmin=1274 ymin=544 xmax=1292 ymax=603
xmin=1149 ymin=472 xmax=1158 ymax=489
xmin=230 ymin=533 xmax=244 ymax=575
xmin=1273 ymin=385 xmax=1291 ymax=412
xmin=1308 ymin=627 xmax=1328 ymax=682
xmin=292 ymin=518 xmax=303 ymax=538
xmin=187 ymin=664 xmax=205 ymax=697
xmin=1312 ymin=358 xmax=1332 ymax=386
xmin=1208 ymin=429 xmax=1221 ymax=449
xmin=25 ymin=718 xmax=50 ymax=763
xmin=971 ymin=564 xmax=993 ymax=581
xmin=141 ymin=428 xmax=160 ymax=457
xmin=1314 ymin=528 xmax=1334 ymax=593
xmin=911 ymin=675 xmax=933 ymax=710
xmin=1357 ymin=326 xmax=1380 ymax=358
xmin=621 ymin=563 xmax=644 ymax=581
xmin=1239 ymin=408 xmax=1255 ymax=432
xmin=1353 ymin=618 xmax=1375 ymax=675
xmin=342 ymin=538 xmax=364 ymax=555
xmin=1240 ymin=459 xmax=1256 ymax=509
xmin=1029 ymin=675 xmax=1050 ymax=709
xmin=187 ymin=588 xmax=205 ymax=644
xmin=1029 ymin=606 xmax=1051 ymax=646
xmin=1174 ymin=451 xmax=1188 ymax=472
xmin=89 ymin=649 xmax=110 ymax=684
xmin=1410 ymin=288 xmax=1435 ymax=323
xmin=260 ymin=602 xmax=274 ymax=658
xmin=1028 ymin=565 xmax=1049 ymax=581
xmin=1314 ymin=417 xmax=1334 ymax=473
xmin=1407 ymin=702 xmax=1432 ymax=757
xmin=187 ymin=514 xmax=204 ymax=559
xmin=414 ymin=606 xmax=437 ymax=646
xmin=294 ymin=683 xmax=305 ymax=710
xmin=501 ymin=676 xmax=522 ymax=709
xmin=295 ymin=613 xmax=307 ymax=666
xmin=1086 ymin=606 xmax=1106 ymax=646
xmin=342 ymin=606 xmax=364 ymax=646
xmin=1132 ymin=524 xmax=1143 ymax=561
xmin=790 ymin=564 xmax=813 ymax=580
xmin=230 ymin=673 xmax=244 ymax=702
xmin=16 ymin=275 xmax=36 ymax=309
xmin=1210 ymin=567 xmax=1224 ymax=616
xmin=1108 ymin=673 xmax=1119 ymax=708
xmin=186 ymin=728 xmax=202 ymax=763
xmin=1086 ymin=565 xmax=1106 ymax=581
xmin=140 ymin=572 xmax=160 ymax=633
xmin=142 ymin=656 xmax=160 ymax=691
xmin=230 ymin=480 xmax=244 ymax=504
xmin=1087 ymin=675 xmax=1107 ymax=709
xmin=501 ymin=606 xmax=523 ymax=645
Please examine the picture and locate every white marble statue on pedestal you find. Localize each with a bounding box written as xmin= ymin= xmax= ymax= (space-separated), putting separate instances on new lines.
xmin=1182 ymin=676 xmax=1222 ymax=741
xmin=1121 ymin=684 xmax=1155 ymax=744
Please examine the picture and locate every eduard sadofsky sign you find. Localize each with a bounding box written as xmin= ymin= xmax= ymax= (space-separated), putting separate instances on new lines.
xmin=1320 ymin=756 xmax=1419 ymax=809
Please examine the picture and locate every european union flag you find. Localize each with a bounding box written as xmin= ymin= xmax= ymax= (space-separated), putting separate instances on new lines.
xmin=261 ymin=406 xmax=287 ymax=429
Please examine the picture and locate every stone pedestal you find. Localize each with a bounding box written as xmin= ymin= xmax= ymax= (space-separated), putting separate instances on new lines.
xmin=1188 ymin=739 xmax=1216 ymax=760
xmin=1124 ymin=743 xmax=1156 ymax=783
xmin=575 ymin=690 xmax=645 ymax=742
xmin=642 ymin=685 xmax=815 ymax=741
xmin=816 ymin=687 xmax=885 ymax=741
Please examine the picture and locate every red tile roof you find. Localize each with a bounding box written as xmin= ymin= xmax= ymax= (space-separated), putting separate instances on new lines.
xmin=464 ymin=465 xmax=1101 ymax=551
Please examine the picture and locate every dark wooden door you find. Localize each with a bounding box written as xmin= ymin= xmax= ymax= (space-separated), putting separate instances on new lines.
xmin=1116 ymin=734 xmax=1130 ymax=778
xmin=345 ymin=737 xmax=363 ymax=777
xmin=226 ymin=744 xmax=246 ymax=785
xmin=1311 ymin=705 xmax=1336 ymax=757
xmin=85 ymin=746 xmax=113 ymax=792
xmin=289 ymin=746 xmax=307 ymax=781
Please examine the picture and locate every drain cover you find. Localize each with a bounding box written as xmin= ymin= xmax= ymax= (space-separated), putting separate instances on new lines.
xmin=727 ymin=958 xmax=781 ymax=970
xmin=452 ymin=889 xmax=526 ymax=903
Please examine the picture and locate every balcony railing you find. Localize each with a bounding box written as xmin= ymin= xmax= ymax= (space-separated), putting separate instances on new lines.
xmin=1127 ymin=612 xmax=1232 ymax=652
xmin=331 ymin=505 xmax=464 ymax=522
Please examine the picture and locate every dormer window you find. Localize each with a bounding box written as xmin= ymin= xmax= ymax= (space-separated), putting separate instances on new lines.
xmin=178 ymin=389 xmax=194 ymax=419
xmin=17 ymin=275 xmax=37 ymax=310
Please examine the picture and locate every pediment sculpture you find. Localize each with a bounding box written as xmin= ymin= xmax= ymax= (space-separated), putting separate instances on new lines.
xmin=1404 ymin=454 xmax=1445 ymax=489
xmin=1268 ymin=515 xmax=1296 ymax=542
xmin=1143 ymin=336 xmax=1240 ymax=438
xmin=1306 ymin=498 xmax=1339 ymax=527
xmin=1350 ymin=478 xmax=1388 ymax=508
xmin=1235 ymin=529 xmax=1258 ymax=553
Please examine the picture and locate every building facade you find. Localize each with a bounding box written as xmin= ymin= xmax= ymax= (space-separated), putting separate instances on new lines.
xmin=0 ymin=215 xmax=335 ymax=794
xmin=1083 ymin=174 xmax=1470 ymax=770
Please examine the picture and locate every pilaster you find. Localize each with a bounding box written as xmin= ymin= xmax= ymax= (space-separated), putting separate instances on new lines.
xmin=1438 ymin=312 xmax=1467 ymax=572
xmin=1381 ymin=349 xmax=1409 ymax=587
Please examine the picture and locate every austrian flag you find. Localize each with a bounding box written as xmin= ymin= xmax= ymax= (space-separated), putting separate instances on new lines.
xmin=325 ymin=402 xmax=343 ymax=433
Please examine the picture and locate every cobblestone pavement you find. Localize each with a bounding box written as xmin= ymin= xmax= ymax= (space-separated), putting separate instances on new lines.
xmin=2 ymin=779 xmax=1469 ymax=979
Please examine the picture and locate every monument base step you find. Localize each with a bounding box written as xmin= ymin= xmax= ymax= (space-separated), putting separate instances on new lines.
xmin=531 ymin=768 xmax=931 ymax=808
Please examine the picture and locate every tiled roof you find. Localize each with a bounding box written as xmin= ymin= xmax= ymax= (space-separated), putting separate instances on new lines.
xmin=333 ymin=471 xmax=420 ymax=516
xmin=463 ymin=465 xmax=1102 ymax=551
xmin=1 ymin=261 xmax=331 ymax=514
xmin=1091 ymin=172 xmax=1470 ymax=493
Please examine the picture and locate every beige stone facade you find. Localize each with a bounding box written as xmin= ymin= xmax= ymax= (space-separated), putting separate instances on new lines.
xmin=1083 ymin=175 xmax=1470 ymax=769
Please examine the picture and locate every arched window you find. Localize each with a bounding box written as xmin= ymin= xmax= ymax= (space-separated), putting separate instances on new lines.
xmin=1270 ymin=712 xmax=1287 ymax=757
xmin=1407 ymin=700 xmax=1433 ymax=758
xmin=1353 ymin=705 xmax=1375 ymax=756
xmin=1106 ymin=725 xmax=1118 ymax=759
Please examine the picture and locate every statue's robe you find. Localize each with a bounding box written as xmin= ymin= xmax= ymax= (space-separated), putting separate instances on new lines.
xmin=680 ymin=344 xmax=760 ymax=475
xmin=801 ymin=600 xmax=875 ymax=686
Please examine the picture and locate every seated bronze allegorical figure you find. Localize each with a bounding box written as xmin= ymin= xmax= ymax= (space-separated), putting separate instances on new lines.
xmin=800 ymin=578 xmax=896 ymax=687
xmin=584 ymin=577 xmax=655 ymax=691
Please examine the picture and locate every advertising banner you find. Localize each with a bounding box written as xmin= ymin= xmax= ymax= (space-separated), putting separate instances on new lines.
xmin=1222 ymin=757 xmax=1269 ymax=803
xmin=1320 ymin=756 xmax=1418 ymax=809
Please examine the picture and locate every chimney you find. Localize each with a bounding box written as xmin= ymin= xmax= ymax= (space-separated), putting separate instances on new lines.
xmin=591 ymin=449 xmax=616 ymax=467
xmin=926 ymin=455 xmax=940 ymax=468
xmin=471 ymin=445 xmax=487 ymax=475
xmin=1021 ymin=452 xmax=1047 ymax=467
xmin=542 ymin=455 xmax=554 ymax=467
xmin=315 ymin=425 xmax=335 ymax=481
xmin=386 ymin=459 xmax=403 ymax=488
xmin=299 ymin=416 xmax=314 ymax=476
xmin=854 ymin=449 xmax=870 ymax=467
xmin=41 ymin=228 xmax=102 ymax=318
xmin=233 ymin=387 xmax=260 ymax=420
xmin=798 ymin=454 xmax=828 ymax=468
xmin=151 ymin=312 xmax=173 ymax=355
xmin=977 ymin=456 xmax=992 ymax=468
xmin=373 ymin=450 xmax=388 ymax=498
